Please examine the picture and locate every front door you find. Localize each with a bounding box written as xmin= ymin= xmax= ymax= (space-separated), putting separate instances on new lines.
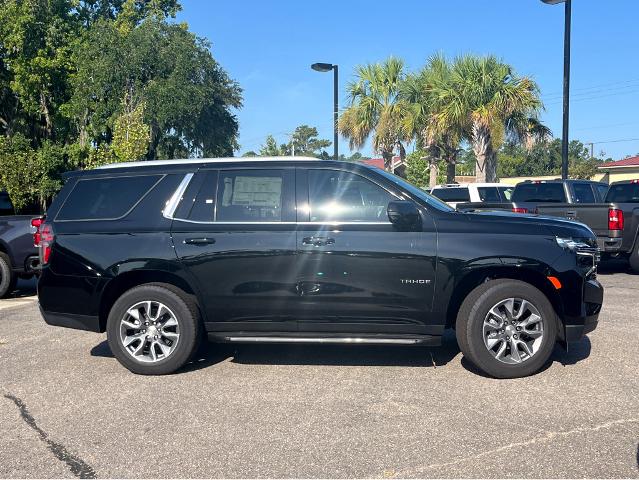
xmin=294 ymin=167 xmax=438 ymax=335
xmin=171 ymin=167 xmax=298 ymax=333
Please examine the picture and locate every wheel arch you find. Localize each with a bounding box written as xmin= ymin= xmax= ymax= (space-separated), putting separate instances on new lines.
xmin=99 ymin=270 xmax=201 ymax=332
xmin=445 ymin=265 xmax=565 ymax=332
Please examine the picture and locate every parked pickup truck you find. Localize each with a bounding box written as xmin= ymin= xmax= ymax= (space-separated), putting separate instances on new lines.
xmin=457 ymin=179 xmax=609 ymax=214
xmin=535 ymin=180 xmax=639 ymax=271
xmin=458 ymin=179 xmax=639 ymax=272
xmin=0 ymin=191 xmax=40 ymax=297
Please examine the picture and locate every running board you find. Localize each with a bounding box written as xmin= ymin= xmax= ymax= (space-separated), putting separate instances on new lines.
xmin=210 ymin=335 xmax=440 ymax=346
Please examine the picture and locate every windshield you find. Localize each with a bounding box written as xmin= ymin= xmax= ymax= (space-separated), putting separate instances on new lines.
xmin=373 ymin=169 xmax=455 ymax=211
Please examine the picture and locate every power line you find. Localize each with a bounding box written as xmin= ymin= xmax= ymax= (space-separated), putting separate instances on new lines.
xmin=590 ymin=137 xmax=639 ymax=145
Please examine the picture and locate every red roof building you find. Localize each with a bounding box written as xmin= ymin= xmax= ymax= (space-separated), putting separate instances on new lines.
xmin=360 ymin=156 xmax=406 ymax=175
xmin=599 ymin=155 xmax=639 ymax=169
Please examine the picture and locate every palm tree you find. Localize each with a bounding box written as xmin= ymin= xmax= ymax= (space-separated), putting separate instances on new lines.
xmin=430 ymin=55 xmax=545 ymax=182
xmin=339 ymin=57 xmax=410 ymax=172
xmin=401 ymin=54 xmax=465 ymax=185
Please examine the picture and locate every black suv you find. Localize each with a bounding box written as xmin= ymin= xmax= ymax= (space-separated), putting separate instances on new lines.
xmin=38 ymin=158 xmax=603 ymax=378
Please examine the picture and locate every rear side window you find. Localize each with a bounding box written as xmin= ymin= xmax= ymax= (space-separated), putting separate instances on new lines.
xmin=512 ymin=183 xmax=566 ymax=203
xmin=431 ymin=187 xmax=470 ymax=202
xmin=498 ymin=187 xmax=514 ymax=201
xmin=56 ymin=175 xmax=162 ymax=221
xmin=596 ymin=184 xmax=608 ymax=200
xmin=216 ymin=169 xmax=284 ymax=222
xmin=477 ymin=187 xmax=501 ymax=202
xmin=605 ymin=183 xmax=639 ymax=203
xmin=572 ymin=183 xmax=596 ymax=203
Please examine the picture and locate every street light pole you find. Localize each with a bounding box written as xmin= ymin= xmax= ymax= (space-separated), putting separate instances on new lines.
xmin=311 ymin=62 xmax=339 ymax=160
xmin=333 ymin=65 xmax=339 ymax=161
xmin=542 ymin=0 xmax=571 ymax=179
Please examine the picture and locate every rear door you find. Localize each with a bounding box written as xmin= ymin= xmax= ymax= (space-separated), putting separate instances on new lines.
xmin=294 ymin=167 xmax=438 ymax=335
xmin=171 ymin=167 xmax=299 ymax=332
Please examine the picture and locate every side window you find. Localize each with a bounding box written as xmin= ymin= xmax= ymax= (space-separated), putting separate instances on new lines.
xmin=596 ymin=184 xmax=608 ymax=201
xmin=477 ymin=187 xmax=500 ymax=202
xmin=308 ymin=170 xmax=395 ymax=222
xmin=572 ymin=183 xmax=595 ymax=203
xmin=0 ymin=192 xmax=14 ymax=215
xmin=216 ymin=169 xmax=285 ymax=222
xmin=174 ymin=171 xmax=218 ymax=222
xmin=431 ymin=188 xmax=471 ymax=202
xmin=498 ymin=187 xmax=514 ymax=201
xmin=56 ymin=175 xmax=162 ymax=221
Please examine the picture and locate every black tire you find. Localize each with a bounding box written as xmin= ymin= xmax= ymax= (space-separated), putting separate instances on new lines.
xmin=456 ymin=279 xmax=558 ymax=379
xmin=628 ymin=241 xmax=639 ymax=273
xmin=106 ymin=283 xmax=201 ymax=375
xmin=0 ymin=252 xmax=17 ymax=299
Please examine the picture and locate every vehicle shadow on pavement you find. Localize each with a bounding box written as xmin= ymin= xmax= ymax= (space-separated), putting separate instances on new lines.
xmin=597 ymin=259 xmax=636 ymax=275
xmin=90 ymin=330 xmax=463 ymax=371
xmin=90 ymin=330 xmax=591 ymax=374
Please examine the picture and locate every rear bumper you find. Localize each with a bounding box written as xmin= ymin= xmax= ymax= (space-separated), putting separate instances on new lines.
xmin=39 ymin=305 xmax=101 ymax=332
xmin=563 ymin=278 xmax=603 ymax=342
xmin=597 ymin=236 xmax=623 ymax=253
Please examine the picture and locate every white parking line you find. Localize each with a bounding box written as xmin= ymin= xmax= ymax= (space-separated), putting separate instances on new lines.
xmin=0 ymin=296 xmax=37 ymax=311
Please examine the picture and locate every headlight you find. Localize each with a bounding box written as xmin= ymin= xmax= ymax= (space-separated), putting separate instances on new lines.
xmin=556 ymin=237 xmax=599 ymax=276
xmin=555 ymin=237 xmax=593 ymax=251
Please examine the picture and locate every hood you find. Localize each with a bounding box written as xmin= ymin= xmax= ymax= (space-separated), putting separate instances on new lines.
xmin=464 ymin=210 xmax=596 ymax=240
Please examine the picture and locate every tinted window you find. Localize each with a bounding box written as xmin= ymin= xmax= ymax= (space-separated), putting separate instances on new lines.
xmin=0 ymin=192 xmax=13 ymax=215
xmin=183 ymin=171 xmax=217 ymax=222
xmin=373 ymin=169 xmax=454 ymax=212
xmin=572 ymin=183 xmax=596 ymax=203
xmin=216 ymin=170 xmax=284 ymax=222
xmin=477 ymin=187 xmax=501 ymax=202
xmin=512 ymin=183 xmax=566 ymax=203
xmin=498 ymin=187 xmax=514 ymax=201
xmin=308 ymin=170 xmax=395 ymax=222
xmin=431 ymin=187 xmax=471 ymax=202
xmin=605 ymin=183 xmax=639 ymax=203
xmin=596 ymin=184 xmax=608 ymax=200
xmin=56 ymin=175 xmax=162 ymax=221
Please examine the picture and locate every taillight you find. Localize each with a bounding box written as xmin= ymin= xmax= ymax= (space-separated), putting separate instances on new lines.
xmin=608 ymin=208 xmax=624 ymax=231
xmin=512 ymin=207 xmax=528 ymax=214
xmin=31 ymin=216 xmax=44 ymax=247
xmin=40 ymin=223 xmax=54 ymax=264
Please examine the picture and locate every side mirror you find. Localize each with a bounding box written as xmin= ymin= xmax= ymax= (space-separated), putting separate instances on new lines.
xmin=387 ymin=200 xmax=421 ymax=230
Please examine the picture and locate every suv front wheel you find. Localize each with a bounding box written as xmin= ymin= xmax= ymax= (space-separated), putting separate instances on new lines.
xmin=456 ymin=279 xmax=557 ymax=378
xmin=106 ymin=283 xmax=201 ymax=375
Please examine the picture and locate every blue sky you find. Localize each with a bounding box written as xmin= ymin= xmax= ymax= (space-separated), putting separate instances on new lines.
xmin=176 ymin=0 xmax=639 ymax=160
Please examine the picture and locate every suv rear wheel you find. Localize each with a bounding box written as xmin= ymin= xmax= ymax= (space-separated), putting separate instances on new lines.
xmin=0 ymin=252 xmax=17 ymax=299
xmin=106 ymin=283 xmax=201 ymax=375
xmin=456 ymin=279 xmax=557 ymax=378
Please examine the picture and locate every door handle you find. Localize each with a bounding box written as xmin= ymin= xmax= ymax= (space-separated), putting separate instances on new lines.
xmin=302 ymin=236 xmax=335 ymax=247
xmin=184 ymin=237 xmax=216 ymax=245
xmin=566 ymin=210 xmax=577 ymax=218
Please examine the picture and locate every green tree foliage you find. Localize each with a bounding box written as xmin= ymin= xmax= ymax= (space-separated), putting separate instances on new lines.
xmin=496 ymin=139 xmax=608 ymax=179
xmin=254 ymin=126 xmax=332 ymax=158
xmin=405 ymin=150 xmax=446 ymax=188
xmin=0 ymin=134 xmax=66 ymax=210
xmin=68 ymin=13 xmax=242 ymax=159
xmin=339 ymin=57 xmax=410 ymax=171
xmin=112 ymin=99 xmax=150 ymax=162
xmin=287 ymin=125 xmax=331 ymax=157
xmin=0 ymin=0 xmax=241 ymax=208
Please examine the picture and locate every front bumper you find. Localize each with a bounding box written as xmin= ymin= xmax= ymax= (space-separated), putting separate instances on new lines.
xmin=563 ymin=278 xmax=603 ymax=342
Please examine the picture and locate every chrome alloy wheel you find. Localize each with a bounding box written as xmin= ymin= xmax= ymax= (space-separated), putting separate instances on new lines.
xmin=482 ymin=298 xmax=544 ymax=365
xmin=119 ymin=301 xmax=180 ymax=363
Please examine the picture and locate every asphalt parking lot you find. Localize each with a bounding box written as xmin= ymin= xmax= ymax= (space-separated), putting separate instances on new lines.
xmin=1 ymin=266 xmax=638 ymax=479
